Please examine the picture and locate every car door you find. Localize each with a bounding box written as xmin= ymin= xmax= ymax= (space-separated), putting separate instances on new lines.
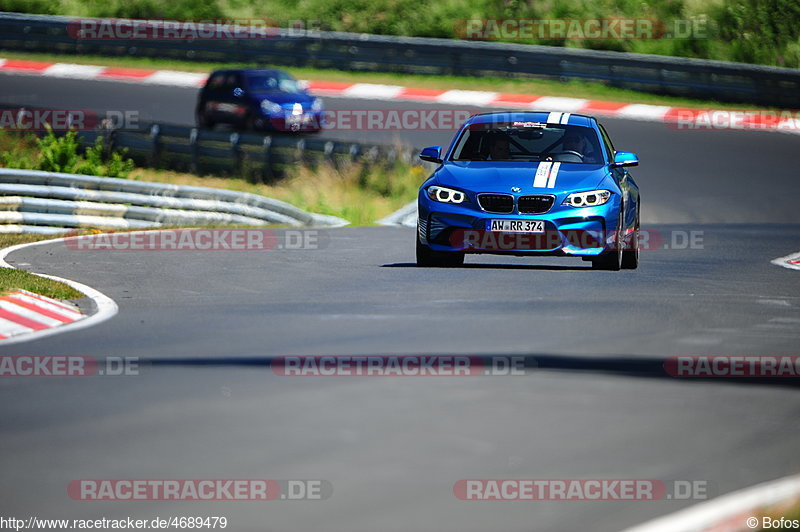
xmin=599 ymin=123 xmax=639 ymax=230
xmin=219 ymin=72 xmax=248 ymax=125
xmin=200 ymin=72 xmax=229 ymax=124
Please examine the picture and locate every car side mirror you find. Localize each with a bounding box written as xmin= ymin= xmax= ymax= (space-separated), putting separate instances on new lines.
xmin=612 ymin=150 xmax=638 ymax=167
xmin=419 ymin=146 xmax=442 ymax=164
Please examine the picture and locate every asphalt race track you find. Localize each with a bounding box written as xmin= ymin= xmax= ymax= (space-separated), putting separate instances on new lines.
xmin=0 ymin=71 xmax=799 ymax=532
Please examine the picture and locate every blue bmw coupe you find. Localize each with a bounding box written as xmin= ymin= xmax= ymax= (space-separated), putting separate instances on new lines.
xmin=416 ymin=111 xmax=640 ymax=270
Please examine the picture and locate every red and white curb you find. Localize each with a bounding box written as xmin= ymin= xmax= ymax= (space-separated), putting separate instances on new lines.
xmin=771 ymin=251 xmax=800 ymax=271
xmin=0 ymin=238 xmax=118 ymax=345
xmin=621 ymin=473 xmax=800 ymax=532
xmin=0 ymin=289 xmax=84 ymax=340
xmin=1 ymin=58 xmax=798 ymax=133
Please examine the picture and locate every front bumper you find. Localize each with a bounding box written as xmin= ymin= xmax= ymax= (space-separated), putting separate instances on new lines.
xmin=257 ymin=111 xmax=324 ymax=132
xmin=418 ymin=193 xmax=621 ymax=256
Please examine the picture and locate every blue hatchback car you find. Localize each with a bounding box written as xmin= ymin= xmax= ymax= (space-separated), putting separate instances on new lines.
xmin=416 ymin=111 xmax=640 ymax=270
xmin=196 ymin=68 xmax=324 ymax=133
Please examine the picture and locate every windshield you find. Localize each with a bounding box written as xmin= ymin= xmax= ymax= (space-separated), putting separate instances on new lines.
xmin=245 ymin=72 xmax=302 ymax=93
xmin=450 ymin=122 xmax=604 ymax=164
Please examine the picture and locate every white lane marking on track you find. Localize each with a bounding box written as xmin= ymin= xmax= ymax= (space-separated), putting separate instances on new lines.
xmin=535 ymin=98 xmax=588 ymax=112
xmin=616 ymin=104 xmax=672 ymax=120
xmin=343 ymin=83 xmax=406 ymax=100
xmin=437 ymin=90 xmax=499 ymax=106
xmin=144 ymin=70 xmax=208 ymax=87
xmin=771 ymin=251 xmax=800 ymax=270
xmin=43 ymin=63 xmax=105 ymax=79
xmin=0 ymin=300 xmax=63 ymax=327
xmin=0 ymin=239 xmax=118 ymax=345
xmin=777 ymin=118 xmax=800 ymax=135
xmin=621 ymin=473 xmax=800 ymax=532
xmin=0 ymin=317 xmax=35 ymax=336
xmin=8 ymin=292 xmax=82 ymax=319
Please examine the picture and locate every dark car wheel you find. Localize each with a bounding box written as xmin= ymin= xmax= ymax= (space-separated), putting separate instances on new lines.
xmin=244 ymin=115 xmax=258 ymax=132
xmin=621 ymin=208 xmax=640 ymax=270
xmin=592 ymin=211 xmax=624 ymax=271
xmin=416 ymin=238 xmax=465 ymax=267
xmin=196 ymin=110 xmax=213 ymax=129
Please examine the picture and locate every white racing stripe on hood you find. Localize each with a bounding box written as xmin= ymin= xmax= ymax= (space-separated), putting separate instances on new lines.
xmin=533 ymin=161 xmax=563 ymax=189
xmin=560 ymin=113 xmax=571 ymax=124
xmin=546 ymin=162 xmax=561 ymax=188
xmin=533 ymin=162 xmax=552 ymax=188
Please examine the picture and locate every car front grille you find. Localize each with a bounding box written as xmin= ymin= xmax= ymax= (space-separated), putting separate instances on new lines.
xmin=518 ymin=195 xmax=555 ymax=214
xmin=477 ymin=194 xmax=514 ymax=214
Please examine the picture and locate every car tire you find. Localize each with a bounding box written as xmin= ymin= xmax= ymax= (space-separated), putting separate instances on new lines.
xmin=621 ymin=208 xmax=640 ymax=270
xmin=196 ymin=110 xmax=213 ymax=130
xmin=416 ymin=238 xmax=464 ymax=267
xmin=592 ymin=211 xmax=623 ymax=271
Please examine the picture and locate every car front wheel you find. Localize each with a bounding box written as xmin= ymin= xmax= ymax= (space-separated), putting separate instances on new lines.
xmin=621 ymin=208 xmax=640 ymax=270
xmin=592 ymin=211 xmax=624 ymax=271
xmin=416 ymin=238 xmax=465 ymax=267
xmin=196 ymin=110 xmax=213 ymax=129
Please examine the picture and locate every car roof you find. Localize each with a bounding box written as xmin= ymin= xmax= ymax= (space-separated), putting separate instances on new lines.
xmin=465 ymin=111 xmax=596 ymax=128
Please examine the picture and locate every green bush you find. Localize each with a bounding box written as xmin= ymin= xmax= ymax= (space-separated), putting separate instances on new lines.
xmin=0 ymin=0 xmax=59 ymax=15
xmin=7 ymin=0 xmax=800 ymax=67
xmin=89 ymin=0 xmax=224 ymax=19
xmin=1 ymin=130 xmax=134 ymax=178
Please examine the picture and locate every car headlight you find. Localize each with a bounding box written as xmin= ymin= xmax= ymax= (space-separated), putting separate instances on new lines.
xmin=260 ymin=100 xmax=282 ymax=115
xmin=311 ymin=98 xmax=323 ymax=112
xmin=563 ymin=189 xmax=612 ymax=208
xmin=427 ymin=186 xmax=467 ymax=204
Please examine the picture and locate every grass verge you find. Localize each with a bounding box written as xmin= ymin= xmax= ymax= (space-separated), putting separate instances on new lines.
xmin=756 ymin=497 xmax=800 ymax=531
xmin=126 ymin=161 xmax=425 ymax=226
xmin=0 ymin=233 xmax=84 ymax=300
xmin=0 ymin=49 xmax=780 ymax=111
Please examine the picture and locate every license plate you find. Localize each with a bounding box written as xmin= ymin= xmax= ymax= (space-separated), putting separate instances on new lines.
xmin=487 ymin=219 xmax=545 ymax=233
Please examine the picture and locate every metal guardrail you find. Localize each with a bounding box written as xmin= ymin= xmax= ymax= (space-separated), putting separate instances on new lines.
xmin=1 ymin=12 xmax=800 ymax=107
xmin=0 ymin=168 xmax=350 ymax=232
xmin=96 ymin=122 xmax=411 ymax=182
xmin=0 ymin=104 xmax=414 ymax=184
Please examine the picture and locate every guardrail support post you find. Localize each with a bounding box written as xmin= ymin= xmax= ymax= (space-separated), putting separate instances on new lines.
xmin=149 ymin=125 xmax=161 ymax=168
xmin=261 ymin=136 xmax=273 ymax=183
xmin=189 ymin=128 xmax=199 ymax=174
xmin=229 ymin=132 xmax=241 ymax=177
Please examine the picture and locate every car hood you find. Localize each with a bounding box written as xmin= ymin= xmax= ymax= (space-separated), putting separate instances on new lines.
xmin=434 ymin=161 xmax=608 ymax=195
